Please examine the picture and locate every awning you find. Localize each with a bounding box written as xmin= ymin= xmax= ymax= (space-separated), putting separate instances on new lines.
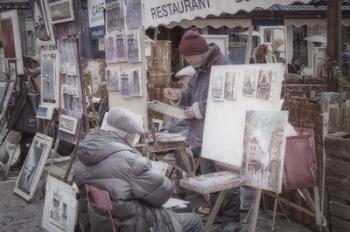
xmin=163 ymin=18 xmax=251 ymax=29
xmin=143 ymin=0 xmax=313 ymax=28
xmin=285 ymin=18 xmax=350 ymax=27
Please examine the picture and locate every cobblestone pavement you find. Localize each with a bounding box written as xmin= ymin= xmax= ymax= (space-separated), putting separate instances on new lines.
xmin=0 ymin=177 xmax=45 ymax=232
xmin=0 ymin=174 xmax=312 ymax=232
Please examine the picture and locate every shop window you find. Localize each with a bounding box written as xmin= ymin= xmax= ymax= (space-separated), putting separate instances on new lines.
xmin=292 ymin=26 xmax=308 ymax=67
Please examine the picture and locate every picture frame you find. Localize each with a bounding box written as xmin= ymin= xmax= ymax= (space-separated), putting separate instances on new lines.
xmin=259 ymin=26 xmax=287 ymax=65
xmin=105 ymin=33 xmax=117 ymax=64
xmin=58 ymin=114 xmax=78 ymax=135
xmin=14 ymin=133 xmax=54 ymax=201
xmin=36 ymin=104 xmax=55 ymax=120
xmin=0 ymin=81 xmax=8 ymax=108
xmin=130 ymin=68 xmax=142 ymax=97
xmin=32 ymin=0 xmax=55 ymax=46
xmin=42 ymin=175 xmax=78 ymax=232
xmin=242 ymin=110 xmax=288 ymax=193
xmin=125 ymin=0 xmax=142 ymax=29
xmin=115 ymin=31 xmax=127 ymax=63
xmin=0 ymin=10 xmax=24 ymax=75
xmin=48 ymin=0 xmax=75 ymax=25
xmin=41 ymin=50 xmax=60 ymax=108
xmin=105 ymin=66 xmax=120 ymax=91
xmin=105 ymin=0 xmax=124 ymax=33
xmin=0 ymin=81 xmax=14 ymax=121
xmin=203 ymin=34 xmax=229 ymax=57
xmin=57 ymin=110 xmax=82 ymax=145
xmin=127 ymin=29 xmax=141 ymax=63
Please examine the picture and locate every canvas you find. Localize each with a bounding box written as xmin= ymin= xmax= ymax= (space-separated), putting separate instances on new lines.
xmin=57 ymin=110 xmax=82 ymax=145
xmin=14 ymin=133 xmax=53 ymax=201
xmin=242 ymin=110 xmax=288 ymax=193
xmin=106 ymin=0 xmax=124 ymax=33
xmin=0 ymin=81 xmax=8 ymax=108
xmin=0 ymin=82 xmax=14 ymax=121
xmin=125 ymin=0 xmax=142 ymax=29
xmin=58 ymin=114 xmax=78 ymax=135
xmin=130 ymin=68 xmax=142 ymax=97
xmin=115 ymin=31 xmax=127 ymax=63
xmin=32 ymin=0 xmax=55 ymax=46
xmin=58 ymin=38 xmax=83 ymax=114
xmin=0 ymin=10 xmax=24 ymax=74
xmin=81 ymin=59 xmax=105 ymax=95
xmin=211 ymin=73 xmax=225 ymax=101
xmin=105 ymin=33 xmax=117 ymax=64
xmin=48 ymin=0 xmax=75 ymax=24
xmin=42 ymin=175 xmax=78 ymax=232
xmin=36 ymin=105 xmax=54 ymax=120
xmin=259 ymin=26 xmax=287 ymax=64
xmin=120 ymin=71 xmax=131 ymax=98
xmin=256 ymin=70 xmax=272 ymax=100
xmin=242 ymin=69 xmax=258 ymax=98
xmin=105 ymin=67 xmax=120 ymax=91
xmin=127 ymin=29 xmax=141 ymax=63
xmin=41 ymin=50 xmax=59 ymax=107
xmin=224 ymin=71 xmax=237 ymax=100
xmin=201 ymin=64 xmax=285 ymax=168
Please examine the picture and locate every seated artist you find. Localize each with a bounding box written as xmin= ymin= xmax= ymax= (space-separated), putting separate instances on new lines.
xmin=74 ymin=107 xmax=203 ymax=232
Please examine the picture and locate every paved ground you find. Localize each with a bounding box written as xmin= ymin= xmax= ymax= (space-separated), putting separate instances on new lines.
xmin=0 ymin=171 xmax=312 ymax=232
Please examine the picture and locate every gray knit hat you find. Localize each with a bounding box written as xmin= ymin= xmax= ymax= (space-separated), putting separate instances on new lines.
xmin=107 ymin=107 xmax=145 ymax=134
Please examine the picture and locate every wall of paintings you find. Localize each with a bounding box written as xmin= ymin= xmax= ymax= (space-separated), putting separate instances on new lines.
xmin=104 ymin=0 xmax=147 ymax=129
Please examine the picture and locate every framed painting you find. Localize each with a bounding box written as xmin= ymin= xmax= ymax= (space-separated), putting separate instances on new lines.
xmin=259 ymin=26 xmax=287 ymax=64
xmin=41 ymin=50 xmax=59 ymax=108
xmin=0 ymin=10 xmax=24 ymax=75
xmin=14 ymin=133 xmax=53 ymax=201
xmin=58 ymin=114 xmax=78 ymax=135
xmin=48 ymin=0 xmax=75 ymax=25
xmin=56 ymin=110 xmax=82 ymax=145
xmin=42 ymin=175 xmax=78 ymax=232
xmin=242 ymin=110 xmax=288 ymax=193
xmin=203 ymin=34 xmax=229 ymax=57
xmin=32 ymin=0 xmax=55 ymax=46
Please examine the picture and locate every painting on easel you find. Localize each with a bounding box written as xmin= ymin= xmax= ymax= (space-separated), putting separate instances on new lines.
xmin=242 ymin=110 xmax=288 ymax=193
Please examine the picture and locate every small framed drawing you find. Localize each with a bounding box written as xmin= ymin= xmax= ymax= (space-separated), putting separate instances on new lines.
xmin=36 ymin=104 xmax=55 ymax=120
xmin=0 ymin=10 xmax=24 ymax=75
xmin=14 ymin=133 xmax=53 ymax=201
xmin=41 ymin=50 xmax=59 ymax=107
xmin=42 ymin=175 xmax=78 ymax=232
xmin=48 ymin=0 xmax=75 ymax=25
xmin=58 ymin=114 xmax=78 ymax=135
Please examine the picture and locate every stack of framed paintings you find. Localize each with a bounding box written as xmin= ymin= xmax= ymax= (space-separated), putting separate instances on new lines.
xmin=202 ymin=63 xmax=288 ymax=193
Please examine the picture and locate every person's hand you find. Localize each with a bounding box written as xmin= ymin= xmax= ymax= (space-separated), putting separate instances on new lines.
xmin=164 ymin=88 xmax=180 ymax=101
xmin=184 ymin=107 xmax=195 ymax=119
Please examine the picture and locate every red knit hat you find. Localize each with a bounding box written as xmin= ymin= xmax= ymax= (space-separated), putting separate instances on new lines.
xmin=179 ymin=30 xmax=209 ymax=56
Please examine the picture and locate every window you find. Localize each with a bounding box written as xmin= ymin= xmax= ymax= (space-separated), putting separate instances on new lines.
xmin=292 ymin=26 xmax=308 ymax=67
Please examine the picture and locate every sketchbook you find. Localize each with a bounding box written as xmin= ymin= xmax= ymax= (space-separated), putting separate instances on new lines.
xmin=148 ymin=101 xmax=187 ymax=119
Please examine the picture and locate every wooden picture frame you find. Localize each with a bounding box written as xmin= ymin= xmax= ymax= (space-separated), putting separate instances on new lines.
xmin=48 ymin=0 xmax=75 ymax=25
xmin=14 ymin=133 xmax=53 ymax=201
xmin=0 ymin=10 xmax=24 ymax=75
xmin=42 ymin=175 xmax=78 ymax=232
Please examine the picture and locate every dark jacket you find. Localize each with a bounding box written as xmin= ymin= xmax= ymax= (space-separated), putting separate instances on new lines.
xmin=179 ymin=43 xmax=230 ymax=148
xmin=74 ymin=129 xmax=180 ymax=232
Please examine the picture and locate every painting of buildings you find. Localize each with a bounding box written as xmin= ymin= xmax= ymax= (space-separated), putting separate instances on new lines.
xmin=242 ymin=70 xmax=257 ymax=97
xmin=242 ymin=110 xmax=288 ymax=193
xmin=256 ymin=70 xmax=272 ymax=100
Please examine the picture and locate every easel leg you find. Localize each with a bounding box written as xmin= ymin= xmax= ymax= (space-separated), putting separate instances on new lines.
xmin=205 ymin=190 xmax=228 ymax=232
xmin=64 ymin=145 xmax=78 ymax=182
xmin=272 ymin=194 xmax=278 ymax=231
xmin=249 ymin=189 xmax=262 ymax=232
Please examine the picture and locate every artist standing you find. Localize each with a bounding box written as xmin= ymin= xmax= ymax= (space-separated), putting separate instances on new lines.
xmin=164 ymin=30 xmax=241 ymax=231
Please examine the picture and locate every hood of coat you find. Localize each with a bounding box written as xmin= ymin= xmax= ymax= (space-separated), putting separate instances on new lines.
xmin=77 ymin=129 xmax=136 ymax=166
xmin=198 ymin=43 xmax=227 ymax=72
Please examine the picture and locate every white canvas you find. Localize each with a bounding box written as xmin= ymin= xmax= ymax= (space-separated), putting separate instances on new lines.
xmin=58 ymin=114 xmax=78 ymax=135
xmin=42 ymin=175 xmax=78 ymax=232
xmin=242 ymin=110 xmax=288 ymax=193
xmin=14 ymin=133 xmax=53 ymax=201
xmin=127 ymin=29 xmax=141 ymax=63
xmin=48 ymin=0 xmax=75 ymax=24
xmin=105 ymin=33 xmax=117 ymax=64
xmin=201 ymin=64 xmax=285 ymax=168
xmin=105 ymin=66 xmax=120 ymax=91
xmin=115 ymin=31 xmax=127 ymax=63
